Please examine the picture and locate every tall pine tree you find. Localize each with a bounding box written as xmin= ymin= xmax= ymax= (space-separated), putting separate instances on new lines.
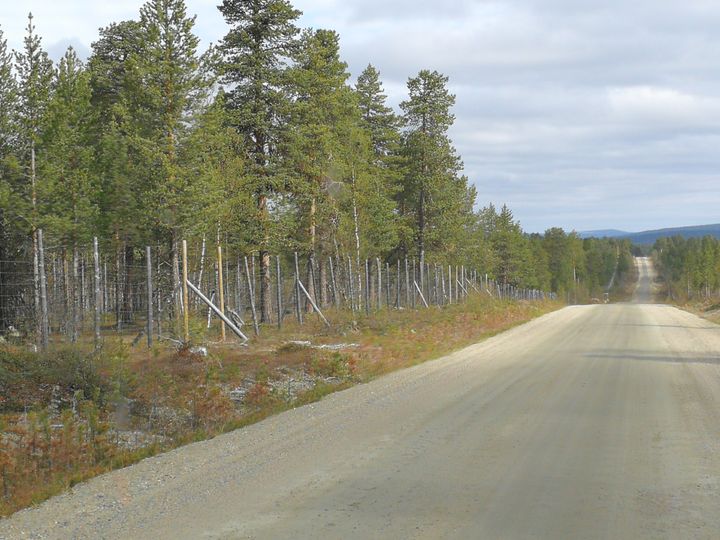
xmin=399 ymin=70 xmax=473 ymax=283
xmin=14 ymin=13 xmax=53 ymax=343
xmin=218 ymin=0 xmax=301 ymax=322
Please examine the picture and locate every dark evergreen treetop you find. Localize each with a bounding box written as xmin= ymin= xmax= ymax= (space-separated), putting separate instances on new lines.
xmin=355 ymin=64 xmax=399 ymax=158
xmin=0 ymin=25 xmax=17 ymax=155
xmin=218 ymin=0 xmax=301 ymax=164
xmin=401 ymin=69 xmax=455 ymax=137
xmin=14 ymin=13 xmax=53 ymax=148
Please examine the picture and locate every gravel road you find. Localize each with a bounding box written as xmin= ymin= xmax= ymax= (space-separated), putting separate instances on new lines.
xmin=2 ymin=257 xmax=719 ymax=539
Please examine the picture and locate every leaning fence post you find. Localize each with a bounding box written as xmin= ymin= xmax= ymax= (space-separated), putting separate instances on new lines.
xmin=146 ymin=246 xmax=153 ymax=349
xmin=297 ymin=279 xmax=331 ymax=327
xmin=186 ymin=280 xmax=249 ymax=342
xmin=413 ymin=280 xmax=429 ymax=308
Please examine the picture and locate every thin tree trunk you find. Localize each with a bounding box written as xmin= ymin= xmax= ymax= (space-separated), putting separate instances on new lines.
xmin=72 ymin=247 xmax=80 ymax=342
xmin=196 ymin=235 xmax=206 ymax=307
xmin=172 ymin=233 xmax=181 ymax=326
xmin=319 ymin=259 xmax=328 ymax=307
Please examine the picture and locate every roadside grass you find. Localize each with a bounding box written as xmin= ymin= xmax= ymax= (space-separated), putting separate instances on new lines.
xmin=0 ymin=294 xmax=561 ymax=517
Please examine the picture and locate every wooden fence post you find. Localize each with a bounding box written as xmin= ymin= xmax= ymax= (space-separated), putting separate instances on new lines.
xmin=146 ymin=246 xmax=153 ymax=349
xmin=294 ymin=252 xmax=303 ymax=324
xmin=365 ymin=259 xmax=370 ymax=315
xmin=182 ymin=239 xmax=190 ymax=343
xmin=376 ymin=258 xmax=382 ymax=310
xmin=276 ymin=255 xmax=283 ymax=329
xmin=405 ymin=257 xmax=410 ymax=308
xmin=348 ymin=255 xmax=355 ymax=315
xmin=244 ymin=256 xmax=260 ymax=336
xmin=329 ymin=256 xmax=340 ymax=309
xmin=37 ymin=229 xmax=49 ymax=350
xmin=217 ymin=245 xmax=226 ymax=341
xmin=93 ymin=238 xmax=101 ymax=348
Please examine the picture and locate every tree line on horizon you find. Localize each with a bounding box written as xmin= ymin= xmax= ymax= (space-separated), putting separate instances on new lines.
xmin=0 ymin=0 xmax=630 ymax=327
xmin=653 ymin=235 xmax=720 ymax=301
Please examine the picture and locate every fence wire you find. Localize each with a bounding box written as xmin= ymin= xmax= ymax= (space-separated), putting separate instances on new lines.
xmin=0 ymin=232 xmax=556 ymax=349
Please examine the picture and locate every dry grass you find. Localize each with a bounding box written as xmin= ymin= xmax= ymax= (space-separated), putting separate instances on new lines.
xmin=0 ymin=294 xmax=561 ymax=516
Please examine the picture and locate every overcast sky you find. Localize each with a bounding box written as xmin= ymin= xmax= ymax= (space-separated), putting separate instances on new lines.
xmin=2 ymin=0 xmax=720 ymax=233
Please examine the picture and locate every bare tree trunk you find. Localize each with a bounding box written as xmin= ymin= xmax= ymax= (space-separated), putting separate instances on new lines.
xmin=196 ymin=235 xmax=206 ymax=307
xmin=72 ymin=247 xmax=80 ymax=342
xmin=37 ymin=229 xmax=49 ymax=350
xmin=259 ymin=248 xmax=271 ymax=322
xmin=319 ymin=259 xmax=328 ymax=307
xmin=122 ymin=244 xmax=133 ymax=324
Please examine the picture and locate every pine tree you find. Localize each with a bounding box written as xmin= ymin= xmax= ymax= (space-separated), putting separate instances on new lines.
xmin=39 ymin=48 xmax=96 ymax=246
xmin=14 ymin=13 xmax=54 ymax=344
xmin=0 ymin=24 xmax=19 ymax=332
xmin=139 ymin=0 xmax=208 ymax=328
xmin=399 ymin=69 xmax=473 ymax=282
xmin=355 ymin=64 xmax=399 ymax=158
xmin=489 ymin=205 xmax=530 ymax=286
xmin=0 ymin=25 xmax=16 ymax=157
xmin=218 ymin=0 xmax=301 ymax=322
xmin=14 ymin=13 xmax=53 ymax=218
xmin=283 ymin=30 xmax=357 ymax=274
xmin=88 ymin=20 xmax=146 ymax=245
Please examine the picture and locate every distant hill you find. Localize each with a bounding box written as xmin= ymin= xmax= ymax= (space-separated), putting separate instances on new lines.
xmin=577 ymin=229 xmax=629 ymax=239
xmin=579 ymin=224 xmax=720 ymax=244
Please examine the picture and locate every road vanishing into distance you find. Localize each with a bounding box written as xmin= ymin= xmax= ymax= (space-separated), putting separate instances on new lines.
xmin=2 ymin=257 xmax=720 ymax=539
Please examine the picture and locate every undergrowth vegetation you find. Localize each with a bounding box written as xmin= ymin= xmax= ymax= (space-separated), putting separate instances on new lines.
xmin=0 ymin=295 xmax=560 ymax=516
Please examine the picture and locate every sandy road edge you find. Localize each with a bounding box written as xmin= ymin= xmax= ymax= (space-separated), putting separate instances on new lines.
xmin=0 ymin=302 xmax=567 ymax=536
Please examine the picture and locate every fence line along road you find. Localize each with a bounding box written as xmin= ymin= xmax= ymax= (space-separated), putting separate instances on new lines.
xmin=0 ymin=230 xmax=556 ymax=350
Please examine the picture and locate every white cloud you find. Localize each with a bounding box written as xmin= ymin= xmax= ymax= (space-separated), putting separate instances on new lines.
xmin=3 ymin=0 xmax=720 ymax=232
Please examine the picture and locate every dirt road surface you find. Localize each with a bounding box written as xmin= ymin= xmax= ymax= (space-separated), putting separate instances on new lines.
xmin=2 ymin=257 xmax=719 ymax=539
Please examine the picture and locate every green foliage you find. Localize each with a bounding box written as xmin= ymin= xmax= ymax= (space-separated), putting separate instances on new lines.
xmin=0 ymin=0 xmax=626 ymax=325
xmin=654 ymin=235 xmax=720 ymax=301
xmin=39 ymin=48 xmax=97 ymax=245
xmin=397 ymin=70 xmax=475 ymax=262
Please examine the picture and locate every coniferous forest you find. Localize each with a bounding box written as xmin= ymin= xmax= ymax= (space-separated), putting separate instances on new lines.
xmin=0 ymin=0 xmax=631 ymax=341
xmin=0 ymin=0 xmax=640 ymax=517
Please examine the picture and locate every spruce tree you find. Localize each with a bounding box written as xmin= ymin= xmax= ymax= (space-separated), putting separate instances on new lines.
xmin=218 ymin=0 xmax=301 ymax=322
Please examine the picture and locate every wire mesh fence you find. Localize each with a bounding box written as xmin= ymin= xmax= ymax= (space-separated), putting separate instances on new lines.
xmin=0 ymin=230 xmax=557 ymax=350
